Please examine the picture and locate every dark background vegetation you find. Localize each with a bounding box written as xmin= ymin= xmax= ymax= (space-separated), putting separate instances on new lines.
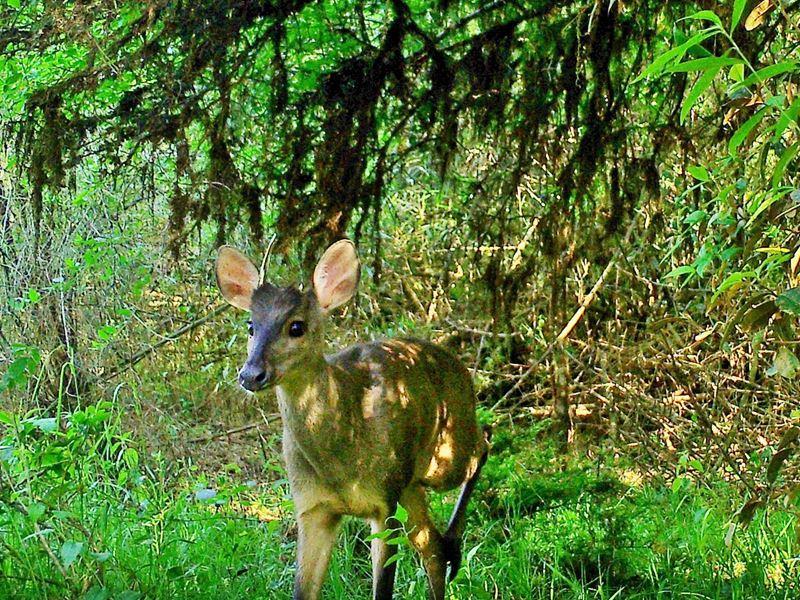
xmin=1 ymin=1 xmax=799 ymax=598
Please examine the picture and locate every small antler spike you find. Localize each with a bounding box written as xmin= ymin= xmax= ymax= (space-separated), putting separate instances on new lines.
xmin=259 ymin=234 xmax=278 ymax=286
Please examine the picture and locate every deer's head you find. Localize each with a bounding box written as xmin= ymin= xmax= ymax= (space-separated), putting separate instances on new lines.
xmin=215 ymin=240 xmax=360 ymax=392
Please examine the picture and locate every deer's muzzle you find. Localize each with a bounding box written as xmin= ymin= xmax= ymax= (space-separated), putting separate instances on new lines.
xmin=238 ymin=361 xmax=275 ymax=392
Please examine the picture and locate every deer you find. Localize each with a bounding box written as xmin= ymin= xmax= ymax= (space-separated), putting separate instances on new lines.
xmin=214 ymin=239 xmax=489 ymax=600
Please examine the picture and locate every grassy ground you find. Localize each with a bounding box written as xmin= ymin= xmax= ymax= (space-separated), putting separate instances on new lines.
xmin=1 ymin=402 xmax=798 ymax=600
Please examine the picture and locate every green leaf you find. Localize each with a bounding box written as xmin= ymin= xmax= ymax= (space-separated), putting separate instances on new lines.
xmin=684 ymin=209 xmax=708 ymax=224
xmin=668 ymin=56 xmax=742 ymax=73
xmin=748 ymin=189 xmax=788 ymax=224
xmin=383 ymin=553 xmax=402 ymax=567
xmin=734 ymin=61 xmax=799 ymax=91
xmin=772 ymin=142 xmax=798 ymax=187
xmin=728 ymin=107 xmax=767 ymax=156
xmin=60 ymin=540 xmax=84 ymax=568
xmin=773 ymin=97 xmax=800 ymax=142
xmin=394 ymin=503 xmax=408 ymax=525
xmin=683 ymin=10 xmax=723 ymax=29
xmin=732 ymin=0 xmax=747 ymax=30
xmin=687 ymin=165 xmax=710 ymax=181
xmin=90 ymin=551 xmax=112 ymax=563
xmin=729 ymin=63 xmax=745 ymax=82
xmin=7 ymin=0 xmax=20 ymax=8
xmin=681 ymin=66 xmax=721 ymax=125
xmin=31 ymin=417 xmax=57 ymax=433
xmin=709 ymin=271 xmax=755 ymax=305
xmin=82 ymin=586 xmax=109 ymax=600
xmin=766 ymin=346 xmax=799 ymax=378
xmin=27 ymin=502 xmax=46 ymax=521
xmin=633 ymin=30 xmax=715 ymax=83
xmin=665 ymin=265 xmax=695 ymax=279
xmin=776 ymin=287 xmax=800 ymax=315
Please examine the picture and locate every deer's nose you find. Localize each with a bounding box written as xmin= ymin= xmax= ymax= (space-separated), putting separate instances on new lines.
xmin=239 ymin=363 xmax=273 ymax=392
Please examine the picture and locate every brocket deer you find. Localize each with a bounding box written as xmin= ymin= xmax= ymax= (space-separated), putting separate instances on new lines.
xmin=215 ymin=239 xmax=489 ymax=600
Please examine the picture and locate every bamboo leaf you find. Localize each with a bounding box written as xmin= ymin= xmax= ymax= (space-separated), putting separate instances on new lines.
xmin=734 ymin=61 xmax=798 ymax=92
xmin=772 ymin=142 xmax=798 ymax=187
xmin=633 ymin=30 xmax=715 ymax=83
xmin=683 ymin=10 xmax=723 ymax=29
xmin=732 ymin=0 xmax=747 ymax=30
xmin=681 ymin=66 xmax=722 ymax=125
xmin=728 ymin=107 xmax=767 ymax=156
xmin=668 ymin=56 xmax=742 ymax=73
xmin=773 ymin=97 xmax=800 ymax=142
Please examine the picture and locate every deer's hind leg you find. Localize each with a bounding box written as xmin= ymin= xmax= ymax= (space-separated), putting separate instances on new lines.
xmin=401 ymin=484 xmax=447 ymax=600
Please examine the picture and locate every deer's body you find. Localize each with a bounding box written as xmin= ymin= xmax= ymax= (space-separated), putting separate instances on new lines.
xmin=280 ymin=338 xmax=482 ymax=517
xmin=215 ymin=241 xmax=488 ymax=600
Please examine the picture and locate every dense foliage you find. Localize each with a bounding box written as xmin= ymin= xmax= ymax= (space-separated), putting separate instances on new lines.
xmin=1 ymin=0 xmax=799 ymax=598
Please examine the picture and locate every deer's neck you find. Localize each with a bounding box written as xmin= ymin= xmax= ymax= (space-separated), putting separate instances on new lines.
xmin=276 ymin=353 xmax=343 ymax=434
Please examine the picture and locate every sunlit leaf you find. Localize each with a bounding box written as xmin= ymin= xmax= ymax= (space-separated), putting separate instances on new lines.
xmin=665 ymin=265 xmax=695 ymax=279
xmin=394 ymin=503 xmax=409 ymax=524
xmin=687 ymin=165 xmax=710 ymax=181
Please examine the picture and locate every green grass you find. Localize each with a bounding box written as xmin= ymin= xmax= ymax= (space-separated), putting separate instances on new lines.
xmin=1 ymin=405 xmax=798 ymax=599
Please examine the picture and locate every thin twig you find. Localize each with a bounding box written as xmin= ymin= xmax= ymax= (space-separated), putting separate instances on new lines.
xmin=105 ymin=304 xmax=230 ymax=380
xmin=188 ymin=415 xmax=280 ymax=444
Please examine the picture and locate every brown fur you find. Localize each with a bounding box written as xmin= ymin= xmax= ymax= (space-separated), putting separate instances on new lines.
xmin=215 ymin=242 xmax=488 ymax=600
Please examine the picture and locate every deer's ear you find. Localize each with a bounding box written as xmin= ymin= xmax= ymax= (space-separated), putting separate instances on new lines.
xmin=313 ymin=240 xmax=359 ymax=312
xmin=216 ymin=246 xmax=260 ymax=311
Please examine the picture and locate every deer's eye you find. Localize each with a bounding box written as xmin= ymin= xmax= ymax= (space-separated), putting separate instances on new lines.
xmin=247 ymin=320 xmax=254 ymax=336
xmin=288 ymin=321 xmax=305 ymax=338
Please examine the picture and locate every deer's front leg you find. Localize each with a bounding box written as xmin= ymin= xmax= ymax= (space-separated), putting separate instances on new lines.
xmin=370 ymin=508 xmax=399 ymax=600
xmin=294 ymin=506 xmax=341 ymax=600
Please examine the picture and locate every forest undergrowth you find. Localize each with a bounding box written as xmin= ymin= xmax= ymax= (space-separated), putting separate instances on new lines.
xmin=2 ymin=1 xmax=800 ymax=598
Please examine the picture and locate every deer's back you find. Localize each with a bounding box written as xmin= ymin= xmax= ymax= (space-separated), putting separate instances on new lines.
xmin=328 ymin=337 xmax=482 ymax=492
